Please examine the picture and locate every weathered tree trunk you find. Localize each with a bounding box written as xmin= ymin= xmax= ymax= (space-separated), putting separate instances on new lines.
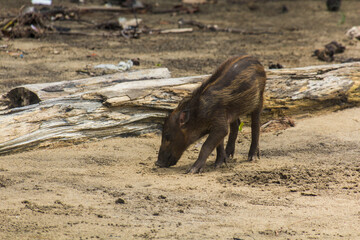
xmin=264 ymin=62 xmax=360 ymax=117
xmin=0 ymin=62 xmax=359 ymax=155
xmin=4 ymin=68 xmax=171 ymax=108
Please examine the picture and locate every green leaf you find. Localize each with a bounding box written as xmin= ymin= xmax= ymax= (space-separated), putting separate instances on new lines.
xmin=238 ymin=122 xmax=244 ymax=132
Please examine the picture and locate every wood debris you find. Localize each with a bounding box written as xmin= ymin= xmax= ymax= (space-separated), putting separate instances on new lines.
xmin=1 ymin=11 xmax=53 ymax=38
xmin=261 ymin=117 xmax=295 ymax=132
xmin=313 ymin=41 xmax=345 ymax=62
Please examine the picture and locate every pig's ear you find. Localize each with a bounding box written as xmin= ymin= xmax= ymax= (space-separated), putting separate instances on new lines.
xmin=179 ymin=110 xmax=190 ymax=128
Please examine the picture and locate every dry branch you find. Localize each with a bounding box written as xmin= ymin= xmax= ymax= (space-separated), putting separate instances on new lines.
xmin=152 ymin=5 xmax=200 ymax=14
xmin=141 ymin=27 xmax=193 ymax=34
xmin=55 ymin=28 xmax=193 ymax=38
xmin=178 ymin=18 xmax=279 ymax=35
xmin=1 ymin=62 xmax=360 ymax=155
xmin=76 ymin=6 xmax=149 ymax=14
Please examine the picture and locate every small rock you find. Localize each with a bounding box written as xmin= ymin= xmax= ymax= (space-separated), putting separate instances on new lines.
xmin=326 ymin=0 xmax=341 ymax=11
xmin=158 ymin=195 xmax=167 ymax=199
xmin=281 ymin=5 xmax=288 ymax=13
xmin=346 ymin=26 xmax=360 ymax=40
xmin=131 ymin=58 xmax=140 ymax=66
xmin=247 ymin=3 xmax=259 ymax=11
xmin=115 ymin=198 xmax=125 ymax=204
xmin=301 ymin=192 xmax=317 ymax=197
xmin=313 ymin=41 xmax=345 ymax=62
xmin=269 ymin=63 xmax=283 ymax=69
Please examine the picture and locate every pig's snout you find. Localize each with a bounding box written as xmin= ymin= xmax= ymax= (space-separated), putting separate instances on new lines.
xmin=155 ymin=160 xmax=175 ymax=168
xmin=156 ymin=151 xmax=178 ymax=168
xmin=155 ymin=161 xmax=169 ymax=168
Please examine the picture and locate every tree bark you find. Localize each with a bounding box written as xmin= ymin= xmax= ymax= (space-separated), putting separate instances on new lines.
xmin=1 ymin=62 xmax=359 ymax=155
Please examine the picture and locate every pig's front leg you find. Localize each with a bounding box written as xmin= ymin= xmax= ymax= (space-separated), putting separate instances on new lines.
xmin=187 ymin=125 xmax=228 ymax=174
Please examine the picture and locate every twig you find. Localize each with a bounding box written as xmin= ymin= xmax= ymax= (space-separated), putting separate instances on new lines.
xmin=178 ymin=18 xmax=280 ymax=35
xmin=152 ymin=5 xmax=199 ymax=14
xmin=261 ymin=120 xmax=277 ymax=129
xmin=142 ymin=28 xmax=193 ymax=34
xmin=77 ymin=6 xmax=148 ymax=14
xmin=54 ymin=27 xmax=193 ymax=37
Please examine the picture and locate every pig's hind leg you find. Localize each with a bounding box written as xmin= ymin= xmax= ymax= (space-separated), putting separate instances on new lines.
xmin=214 ymin=139 xmax=226 ymax=168
xmin=248 ymin=108 xmax=261 ymax=161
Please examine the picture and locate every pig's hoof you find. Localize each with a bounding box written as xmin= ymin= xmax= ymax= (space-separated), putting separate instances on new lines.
xmin=247 ymin=154 xmax=260 ymax=162
xmin=186 ymin=166 xmax=203 ymax=174
xmin=225 ymin=148 xmax=234 ymax=158
xmin=248 ymin=149 xmax=260 ymax=162
xmin=214 ymin=162 xmax=224 ymax=168
xmin=215 ymin=157 xmax=227 ymax=168
xmin=214 ymin=156 xmax=226 ymax=168
xmin=226 ymin=153 xmax=234 ymax=159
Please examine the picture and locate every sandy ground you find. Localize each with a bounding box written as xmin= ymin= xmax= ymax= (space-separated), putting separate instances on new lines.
xmin=0 ymin=107 xmax=359 ymax=239
xmin=1 ymin=0 xmax=360 ymax=239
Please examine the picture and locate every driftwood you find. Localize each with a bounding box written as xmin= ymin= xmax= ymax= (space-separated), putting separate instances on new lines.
xmin=1 ymin=62 xmax=360 ymax=155
xmin=1 ymin=12 xmax=53 ymax=38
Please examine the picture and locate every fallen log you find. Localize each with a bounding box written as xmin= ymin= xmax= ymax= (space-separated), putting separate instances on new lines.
xmin=264 ymin=62 xmax=360 ymax=117
xmin=0 ymin=62 xmax=359 ymax=155
xmin=5 ymin=68 xmax=171 ymax=108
